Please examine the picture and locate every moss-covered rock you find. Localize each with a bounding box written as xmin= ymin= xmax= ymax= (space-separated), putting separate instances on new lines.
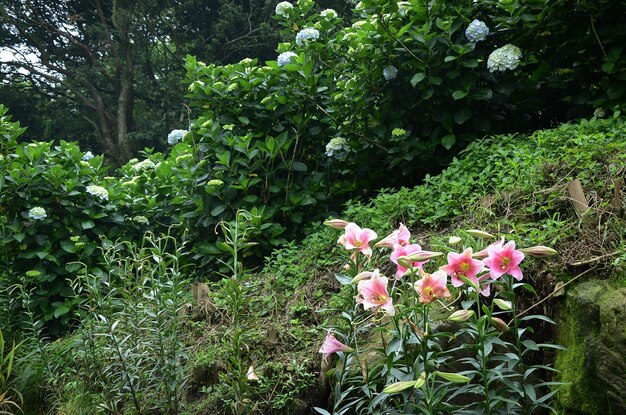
xmin=555 ymin=279 xmax=626 ymax=414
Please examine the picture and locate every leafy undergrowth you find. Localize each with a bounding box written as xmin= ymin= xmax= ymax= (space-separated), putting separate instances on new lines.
xmin=184 ymin=115 xmax=626 ymax=413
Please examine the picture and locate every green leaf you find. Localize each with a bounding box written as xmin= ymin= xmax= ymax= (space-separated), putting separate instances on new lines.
xmin=524 ymin=384 xmax=537 ymax=402
xmin=210 ymin=204 xmax=226 ymax=216
xmin=452 ymin=90 xmax=467 ymax=100
xmin=520 ymin=314 xmax=555 ymax=324
xmin=444 ymin=55 xmax=457 ymax=62
xmin=441 ymin=135 xmax=456 ymax=150
xmin=334 ymin=274 xmax=352 ymax=285
xmin=81 ymin=220 xmax=95 ymax=230
xmin=429 ymin=76 xmax=443 ymax=86
xmin=53 ymin=305 xmax=70 ymax=319
xmin=397 ymin=22 xmax=413 ymax=37
xmin=291 ymin=162 xmax=307 ymax=172
xmin=453 ymin=108 xmax=472 ymax=125
xmin=462 ymin=58 xmax=478 ymax=68
xmin=522 ymin=339 xmax=539 ymax=351
xmin=473 ymin=87 xmax=493 ymax=100
xmin=410 ymin=73 xmax=425 ymax=87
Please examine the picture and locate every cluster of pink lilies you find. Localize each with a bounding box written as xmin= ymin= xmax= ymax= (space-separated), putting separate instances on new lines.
xmin=319 ymin=220 xmax=556 ymax=355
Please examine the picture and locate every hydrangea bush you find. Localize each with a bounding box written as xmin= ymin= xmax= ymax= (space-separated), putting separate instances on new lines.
xmin=316 ymin=220 xmax=561 ymax=414
xmin=0 ymin=127 xmax=130 ymax=332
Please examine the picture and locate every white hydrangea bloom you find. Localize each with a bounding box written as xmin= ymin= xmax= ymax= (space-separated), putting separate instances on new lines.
xmin=208 ymin=179 xmax=225 ymax=186
xmin=320 ymin=9 xmax=337 ymax=18
xmin=465 ymin=19 xmax=489 ymax=42
xmin=277 ymin=51 xmax=298 ymax=67
xmin=325 ymin=137 xmax=350 ymax=158
xmin=383 ymin=65 xmax=398 ymax=81
xmin=487 ymin=44 xmax=522 ymax=72
xmin=134 ymin=159 xmax=156 ymax=172
xmin=275 ymin=1 xmax=293 ymax=17
xmin=133 ymin=215 xmax=149 ymax=225
xmin=82 ymin=151 xmax=94 ymax=161
xmin=352 ymin=20 xmax=366 ymax=30
xmin=86 ymin=185 xmax=109 ymax=201
xmin=593 ymin=108 xmax=606 ymax=118
xmin=296 ymin=28 xmax=320 ymax=46
xmin=167 ymin=129 xmax=187 ymax=145
xmin=28 ymin=206 xmax=47 ymax=221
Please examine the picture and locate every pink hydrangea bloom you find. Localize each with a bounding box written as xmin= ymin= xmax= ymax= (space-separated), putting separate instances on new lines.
xmin=375 ymin=223 xmax=410 ymax=248
xmin=337 ymin=222 xmax=377 ymax=257
xmin=414 ymin=270 xmax=451 ymax=304
xmin=356 ymin=269 xmax=395 ymax=315
xmin=319 ymin=330 xmax=353 ymax=355
xmin=442 ymin=248 xmax=485 ymax=288
xmin=390 ymin=243 xmax=427 ymax=278
xmin=483 ymin=240 xmax=525 ymax=280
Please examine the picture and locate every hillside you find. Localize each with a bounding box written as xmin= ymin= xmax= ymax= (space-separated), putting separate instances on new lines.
xmin=183 ymin=114 xmax=626 ymax=414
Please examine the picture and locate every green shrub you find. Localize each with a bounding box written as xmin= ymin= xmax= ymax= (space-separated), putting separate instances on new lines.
xmin=0 ymin=107 xmax=129 ymax=333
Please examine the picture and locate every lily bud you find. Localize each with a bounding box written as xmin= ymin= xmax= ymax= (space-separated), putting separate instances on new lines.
xmin=493 ymin=299 xmax=512 ymax=311
xmin=383 ymin=380 xmax=419 ymax=394
xmin=405 ymin=251 xmax=444 ymax=262
xmin=519 ymin=246 xmax=558 ymax=257
xmin=466 ymin=229 xmax=496 ymax=239
xmin=246 ymin=366 xmax=259 ymax=381
xmin=323 ymin=219 xmax=349 ymax=229
xmin=415 ymin=371 xmax=426 ymax=389
xmin=434 ymin=371 xmax=471 ymax=383
xmin=448 ymin=309 xmax=475 ymax=322
xmin=351 ymin=271 xmax=372 ymax=284
xmin=448 ymin=236 xmax=462 ymax=245
xmin=491 ymin=317 xmax=509 ymax=332
xmin=396 ymin=256 xmax=414 ymax=269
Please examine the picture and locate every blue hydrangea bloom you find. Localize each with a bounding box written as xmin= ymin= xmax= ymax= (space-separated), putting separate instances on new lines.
xmin=325 ymin=137 xmax=349 ymax=158
xmin=82 ymin=151 xmax=94 ymax=161
xmin=465 ymin=19 xmax=489 ymax=42
xmin=487 ymin=44 xmax=522 ymax=72
xmin=383 ymin=65 xmax=398 ymax=81
xmin=296 ymin=28 xmax=320 ymax=46
xmin=28 ymin=206 xmax=47 ymax=221
xmin=167 ymin=129 xmax=187 ymax=145
xmin=277 ymin=51 xmax=298 ymax=67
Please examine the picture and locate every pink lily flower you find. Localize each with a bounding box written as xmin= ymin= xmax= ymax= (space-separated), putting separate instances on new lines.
xmin=390 ymin=243 xmax=427 ymax=278
xmin=414 ymin=270 xmax=451 ymax=304
xmin=483 ymin=239 xmax=525 ymax=280
xmin=478 ymin=274 xmax=492 ymax=296
xmin=375 ymin=223 xmax=411 ymax=248
xmin=319 ymin=330 xmax=353 ymax=355
xmin=442 ymin=248 xmax=485 ymax=288
xmin=356 ymin=269 xmax=395 ymax=315
xmin=474 ymin=237 xmax=505 ymax=259
xmin=337 ymin=222 xmax=378 ymax=257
